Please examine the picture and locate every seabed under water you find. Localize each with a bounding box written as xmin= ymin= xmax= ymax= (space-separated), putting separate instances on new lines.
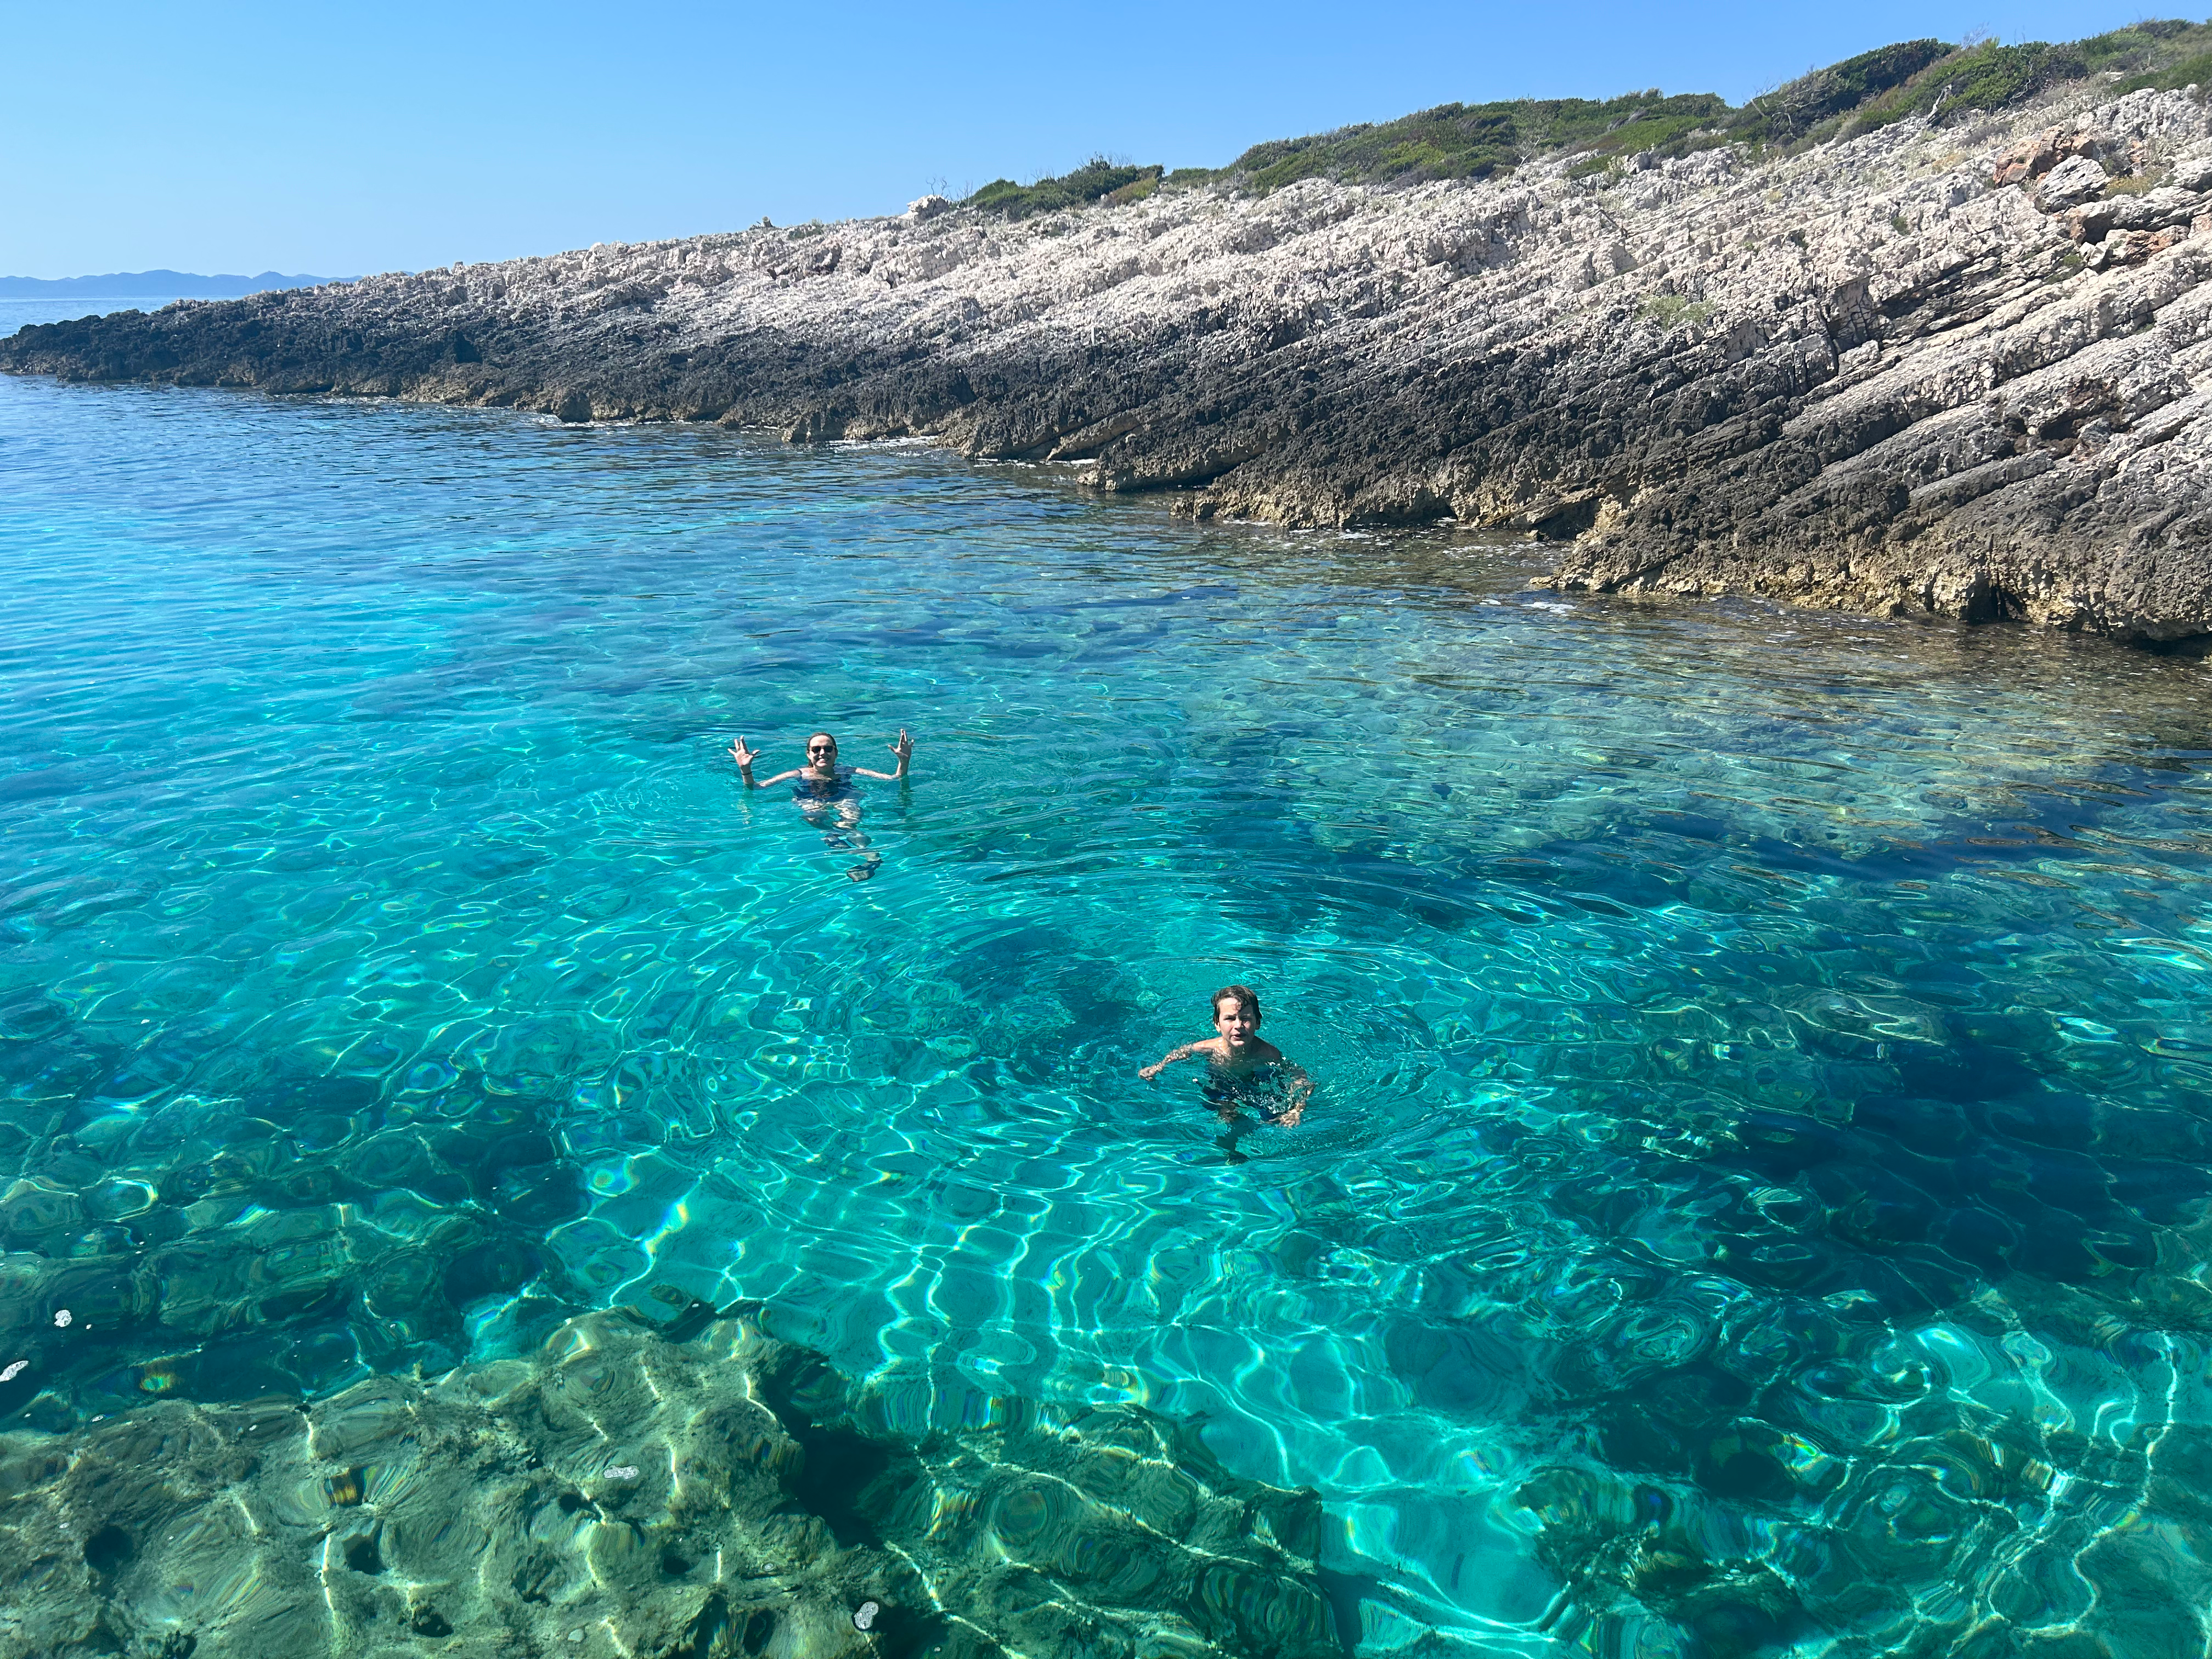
xmin=6 ymin=368 xmax=2212 ymax=1657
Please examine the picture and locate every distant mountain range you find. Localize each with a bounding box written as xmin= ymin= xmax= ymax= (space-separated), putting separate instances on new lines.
xmin=0 ymin=270 xmax=345 ymax=297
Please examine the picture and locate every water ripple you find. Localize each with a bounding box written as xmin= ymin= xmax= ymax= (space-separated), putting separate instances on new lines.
xmin=10 ymin=376 xmax=2212 ymax=1651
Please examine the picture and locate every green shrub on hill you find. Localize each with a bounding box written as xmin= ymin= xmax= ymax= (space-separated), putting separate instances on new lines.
xmin=2119 ymin=48 xmax=2212 ymax=92
xmin=955 ymin=20 xmax=2212 ymax=217
xmin=1638 ymin=293 xmax=1714 ymax=330
xmin=1934 ymin=42 xmax=2070 ymax=114
xmin=2084 ymin=18 xmax=2212 ymax=75
xmin=1221 ymin=92 xmax=1732 ymax=194
xmin=1813 ymin=22 xmax=2212 ymax=139
xmin=2102 ymin=18 xmax=2212 ymax=90
xmin=1206 ymin=20 xmax=2212 ymax=196
xmin=966 ymin=159 xmax=1166 ymax=219
xmin=1730 ymin=40 xmax=1953 ymax=144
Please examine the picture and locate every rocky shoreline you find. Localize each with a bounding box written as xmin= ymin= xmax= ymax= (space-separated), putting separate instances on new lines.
xmin=13 ymin=79 xmax=2212 ymax=639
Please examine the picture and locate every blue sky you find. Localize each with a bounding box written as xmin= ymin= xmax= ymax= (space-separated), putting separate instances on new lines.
xmin=1 ymin=1 xmax=2178 ymax=277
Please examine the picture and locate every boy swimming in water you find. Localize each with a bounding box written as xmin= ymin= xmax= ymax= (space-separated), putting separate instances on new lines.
xmin=1138 ymin=984 xmax=1311 ymax=1126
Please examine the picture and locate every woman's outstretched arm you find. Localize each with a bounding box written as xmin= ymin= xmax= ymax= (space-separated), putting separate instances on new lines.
xmin=852 ymin=729 xmax=913 ymax=782
xmin=730 ymin=736 xmax=803 ymax=788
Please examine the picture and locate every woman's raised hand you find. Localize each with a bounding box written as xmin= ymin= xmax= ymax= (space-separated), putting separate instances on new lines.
xmin=729 ymin=736 xmax=759 ymax=770
xmin=889 ymin=729 xmax=913 ymax=767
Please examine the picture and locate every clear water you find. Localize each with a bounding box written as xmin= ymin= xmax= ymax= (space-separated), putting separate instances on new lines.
xmin=9 ymin=370 xmax=2212 ymax=1655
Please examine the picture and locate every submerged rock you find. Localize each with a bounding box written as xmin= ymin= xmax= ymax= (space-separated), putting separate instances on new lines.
xmin=0 ymin=1305 xmax=1334 ymax=1659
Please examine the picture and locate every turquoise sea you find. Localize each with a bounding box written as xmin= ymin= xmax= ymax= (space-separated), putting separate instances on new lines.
xmin=9 ymin=306 xmax=2212 ymax=1654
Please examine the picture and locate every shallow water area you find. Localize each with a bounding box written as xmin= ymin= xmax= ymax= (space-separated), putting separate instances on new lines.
xmin=8 ymin=371 xmax=2212 ymax=1655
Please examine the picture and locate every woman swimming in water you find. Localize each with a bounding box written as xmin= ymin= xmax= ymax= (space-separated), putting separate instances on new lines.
xmin=729 ymin=729 xmax=912 ymax=881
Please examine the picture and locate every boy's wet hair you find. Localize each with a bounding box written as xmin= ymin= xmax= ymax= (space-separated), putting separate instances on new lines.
xmin=1211 ymin=984 xmax=1261 ymax=1021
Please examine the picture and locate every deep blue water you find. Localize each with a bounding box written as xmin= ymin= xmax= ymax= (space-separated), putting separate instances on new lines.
xmin=8 ymin=361 xmax=2212 ymax=1654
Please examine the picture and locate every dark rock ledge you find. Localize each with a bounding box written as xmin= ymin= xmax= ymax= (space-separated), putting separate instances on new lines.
xmin=14 ymin=83 xmax=2212 ymax=639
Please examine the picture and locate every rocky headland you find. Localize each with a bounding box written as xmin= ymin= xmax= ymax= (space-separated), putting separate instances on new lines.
xmin=15 ymin=31 xmax=2212 ymax=639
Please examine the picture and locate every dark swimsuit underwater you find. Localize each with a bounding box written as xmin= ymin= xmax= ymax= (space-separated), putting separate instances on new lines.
xmin=1201 ymin=1065 xmax=1298 ymax=1122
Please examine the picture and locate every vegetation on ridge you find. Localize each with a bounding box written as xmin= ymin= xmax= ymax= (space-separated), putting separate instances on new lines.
xmin=963 ymin=159 xmax=1165 ymax=220
xmin=959 ymin=19 xmax=2212 ymax=216
xmin=1795 ymin=20 xmax=2212 ymax=138
xmin=1229 ymin=91 xmax=1732 ymax=190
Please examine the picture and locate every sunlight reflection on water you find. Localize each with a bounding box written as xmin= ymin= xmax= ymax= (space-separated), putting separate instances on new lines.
xmin=8 ymin=374 xmax=2212 ymax=1653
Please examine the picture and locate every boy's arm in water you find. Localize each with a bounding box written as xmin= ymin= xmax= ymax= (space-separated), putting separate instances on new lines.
xmin=1138 ymin=1039 xmax=1214 ymax=1081
xmin=851 ymin=729 xmax=914 ymax=782
xmin=729 ymin=736 xmax=804 ymax=788
xmin=1276 ymin=1062 xmax=1314 ymax=1126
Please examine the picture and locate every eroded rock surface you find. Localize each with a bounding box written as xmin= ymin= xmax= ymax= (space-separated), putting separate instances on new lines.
xmin=0 ymin=1306 xmax=1334 ymax=1659
xmin=15 ymin=84 xmax=2212 ymax=636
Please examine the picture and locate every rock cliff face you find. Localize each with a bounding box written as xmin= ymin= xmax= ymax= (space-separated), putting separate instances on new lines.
xmin=14 ymin=81 xmax=2212 ymax=638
